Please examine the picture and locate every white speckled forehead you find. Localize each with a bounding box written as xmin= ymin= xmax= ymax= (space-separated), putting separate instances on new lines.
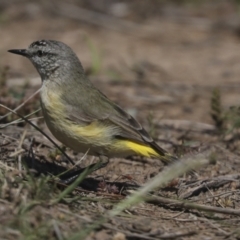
xmin=29 ymin=40 xmax=48 ymax=48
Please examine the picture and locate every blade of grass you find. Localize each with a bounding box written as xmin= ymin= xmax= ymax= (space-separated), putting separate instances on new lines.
xmin=110 ymin=157 xmax=208 ymax=217
xmin=51 ymin=160 xmax=104 ymax=204
xmin=84 ymin=36 xmax=101 ymax=75
xmin=50 ymin=149 xmax=89 ymax=181
xmin=0 ymin=108 xmax=41 ymax=128
xmin=69 ymin=155 xmax=209 ymax=239
xmin=0 ymin=104 xmax=74 ymax=165
xmin=0 ymin=88 xmax=41 ymax=121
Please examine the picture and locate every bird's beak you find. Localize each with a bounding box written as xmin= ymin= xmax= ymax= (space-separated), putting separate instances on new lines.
xmin=8 ymin=49 xmax=29 ymax=57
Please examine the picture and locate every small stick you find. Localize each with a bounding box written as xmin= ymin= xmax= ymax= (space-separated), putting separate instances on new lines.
xmin=0 ymin=104 xmax=74 ymax=165
xmin=0 ymin=88 xmax=41 ymax=121
xmin=147 ymin=195 xmax=240 ymax=216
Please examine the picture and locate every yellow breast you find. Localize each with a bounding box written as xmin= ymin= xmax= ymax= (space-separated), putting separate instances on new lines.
xmin=40 ymin=84 xmax=118 ymax=153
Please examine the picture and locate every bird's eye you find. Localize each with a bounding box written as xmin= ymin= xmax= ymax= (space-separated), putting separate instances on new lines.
xmin=37 ymin=50 xmax=43 ymax=57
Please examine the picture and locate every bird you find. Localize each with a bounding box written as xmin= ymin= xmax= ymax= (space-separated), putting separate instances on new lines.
xmin=8 ymin=40 xmax=177 ymax=166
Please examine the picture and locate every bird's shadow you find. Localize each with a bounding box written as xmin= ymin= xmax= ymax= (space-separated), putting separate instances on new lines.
xmin=22 ymin=153 xmax=140 ymax=195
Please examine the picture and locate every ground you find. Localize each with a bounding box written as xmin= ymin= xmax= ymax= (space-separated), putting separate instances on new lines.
xmin=0 ymin=1 xmax=240 ymax=239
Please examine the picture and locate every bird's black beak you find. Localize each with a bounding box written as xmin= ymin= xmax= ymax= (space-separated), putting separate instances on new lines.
xmin=8 ymin=49 xmax=29 ymax=57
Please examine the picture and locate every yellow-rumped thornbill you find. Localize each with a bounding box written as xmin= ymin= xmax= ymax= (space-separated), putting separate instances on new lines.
xmin=8 ymin=40 xmax=177 ymax=166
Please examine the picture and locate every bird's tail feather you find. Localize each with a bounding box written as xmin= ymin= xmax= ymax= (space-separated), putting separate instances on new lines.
xmin=125 ymin=140 xmax=177 ymax=165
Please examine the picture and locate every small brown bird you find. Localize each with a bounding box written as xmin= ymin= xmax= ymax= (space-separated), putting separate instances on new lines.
xmin=8 ymin=40 xmax=177 ymax=164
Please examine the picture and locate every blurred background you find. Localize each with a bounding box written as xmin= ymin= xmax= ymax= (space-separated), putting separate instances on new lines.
xmin=2 ymin=0 xmax=240 ymax=125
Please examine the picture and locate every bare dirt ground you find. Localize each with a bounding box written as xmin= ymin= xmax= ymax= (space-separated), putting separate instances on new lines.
xmin=1 ymin=1 xmax=240 ymax=239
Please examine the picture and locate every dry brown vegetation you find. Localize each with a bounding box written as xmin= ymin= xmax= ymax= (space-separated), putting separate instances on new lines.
xmin=1 ymin=1 xmax=240 ymax=239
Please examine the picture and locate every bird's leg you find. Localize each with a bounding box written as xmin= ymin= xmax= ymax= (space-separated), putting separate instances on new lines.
xmin=98 ymin=155 xmax=109 ymax=167
xmin=59 ymin=155 xmax=109 ymax=184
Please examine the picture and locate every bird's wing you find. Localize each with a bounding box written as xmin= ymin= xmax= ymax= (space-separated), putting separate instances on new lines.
xmin=62 ymin=88 xmax=168 ymax=156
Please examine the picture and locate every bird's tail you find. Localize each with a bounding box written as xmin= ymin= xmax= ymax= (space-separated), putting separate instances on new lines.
xmin=125 ymin=140 xmax=177 ymax=165
xmin=149 ymin=140 xmax=178 ymax=165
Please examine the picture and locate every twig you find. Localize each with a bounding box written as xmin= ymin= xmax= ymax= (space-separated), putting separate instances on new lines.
xmin=103 ymin=223 xmax=196 ymax=240
xmin=224 ymin=229 xmax=240 ymax=239
xmin=207 ymin=190 xmax=240 ymax=199
xmin=155 ymin=231 xmax=196 ymax=239
xmin=52 ymin=220 xmax=63 ymax=240
xmin=0 ymin=88 xmax=41 ymax=121
xmin=0 ymin=161 xmax=17 ymax=171
xmin=179 ymin=174 xmax=240 ymax=199
xmin=58 ymin=207 xmax=92 ymax=222
xmin=17 ymin=129 xmax=27 ymax=171
xmin=0 ymin=113 xmax=42 ymax=129
xmin=199 ymin=217 xmax=228 ymax=236
xmin=9 ymin=149 xmax=25 ymax=158
xmin=171 ymin=210 xmax=185 ymax=219
xmin=0 ymin=104 xmax=74 ymax=165
xmin=102 ymin=223 xmax=157 ymax=240
xmin=147 ymin=195 xmax=240 ymax=216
